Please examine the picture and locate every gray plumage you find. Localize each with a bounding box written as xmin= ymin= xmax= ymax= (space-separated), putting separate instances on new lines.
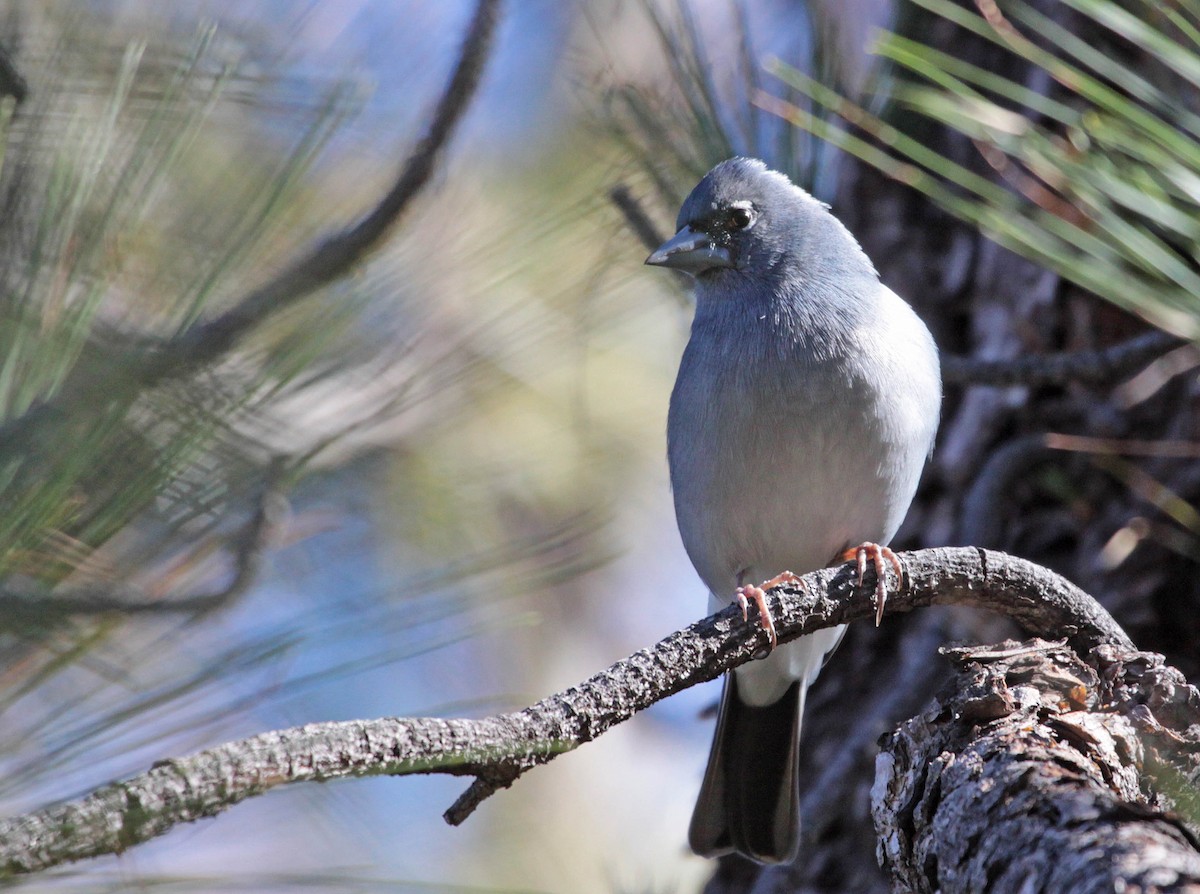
xmin=647 ymin=158 xmax=941 ymax=864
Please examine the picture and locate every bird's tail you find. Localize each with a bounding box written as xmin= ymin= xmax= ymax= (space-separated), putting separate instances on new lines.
xmin=687 ymin=674 xmax=803 ymax=864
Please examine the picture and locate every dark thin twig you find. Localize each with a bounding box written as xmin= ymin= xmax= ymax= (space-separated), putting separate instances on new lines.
xmin=610 ymin=183 xmax=690 ymax=293
xmin=0 ymin=42 xmax=27 ymax=104
xmin=169 ymin=0 xmax=501 ymax=375
xmin=942 ymin=330 xmax=1183 ymax=388
xmin=0 ymin=0 xmax=502 ymax=449
xmin=0 ymin=456 xmax=288 ymax=619
xmin=0 ymin=459 xmax=287 ymax=620
xmin=610 ymin=184 xmax=668 ymax=253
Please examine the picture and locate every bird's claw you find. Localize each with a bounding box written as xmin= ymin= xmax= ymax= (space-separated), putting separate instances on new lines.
xmin=842 ymin=543 xmax=904 ymax=626
xmin=732 ymin=571 xmax=805 ymax=651
xmin=733 ymin=585 xmax=776 ymax=650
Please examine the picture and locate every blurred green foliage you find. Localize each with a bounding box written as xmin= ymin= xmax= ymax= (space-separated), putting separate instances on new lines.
xmin=765 ymin=0 xmax=1200 ymax=340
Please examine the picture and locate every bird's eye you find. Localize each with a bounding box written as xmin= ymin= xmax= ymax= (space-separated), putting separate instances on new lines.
xmin=729 ymin=207 xmax=753 ymax=229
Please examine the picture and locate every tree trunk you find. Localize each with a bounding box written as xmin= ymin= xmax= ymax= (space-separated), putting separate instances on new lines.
xmin=876 ymin=640 xmax=1200 ymax=893
xmin=704 ymin=0 xmax=1200 ymax=890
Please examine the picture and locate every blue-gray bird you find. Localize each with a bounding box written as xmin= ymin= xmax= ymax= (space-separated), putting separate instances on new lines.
xmin=646 ymin=158 xmax=940 ymax=864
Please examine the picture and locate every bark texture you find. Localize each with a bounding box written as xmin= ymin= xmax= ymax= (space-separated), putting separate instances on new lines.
xmin=875 ymin=640 xmax=1200 ymax=893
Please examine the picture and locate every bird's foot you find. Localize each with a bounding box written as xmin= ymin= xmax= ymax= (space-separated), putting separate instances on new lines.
xmin=840 ymin=543 xmax=904 ymax=627
xmin=733 ymin=571 xmax=805 ymax=651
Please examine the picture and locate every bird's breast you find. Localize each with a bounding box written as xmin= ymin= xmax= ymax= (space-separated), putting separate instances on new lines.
xmin=667 ymin=320 xmax=932 ymax=598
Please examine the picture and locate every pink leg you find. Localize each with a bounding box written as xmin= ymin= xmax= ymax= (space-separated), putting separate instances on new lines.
xmin=840 ymin=543 xmax=904 ymax=626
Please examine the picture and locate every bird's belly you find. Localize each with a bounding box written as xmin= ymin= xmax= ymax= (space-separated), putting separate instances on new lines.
xmin=671 ymin=396 xmax=903 ymax=602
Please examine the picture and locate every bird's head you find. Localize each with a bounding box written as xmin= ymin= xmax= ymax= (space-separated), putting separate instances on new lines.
xmin=646 ymin=157 xmax=871 ymax=287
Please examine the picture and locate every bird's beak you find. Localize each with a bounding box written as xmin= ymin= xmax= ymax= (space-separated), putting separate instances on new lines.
xmin=645 ymin=225 xmax=734 ymax=272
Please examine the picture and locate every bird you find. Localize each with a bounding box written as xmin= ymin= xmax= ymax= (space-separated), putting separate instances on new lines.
xmin=645 ymin=158 xmax=941 ymax=864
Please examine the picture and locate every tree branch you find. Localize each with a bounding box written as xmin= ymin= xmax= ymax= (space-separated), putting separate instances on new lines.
xmin=940 ymin=330 xmax=1184 ymax=388
xmin=0 ymin=41 xmax=27 ymax=104
xmin=0 ymin=0 xmax=502 ymax=450
xmin=0 ymin=547 xmax=1133 ymax=877
xmin=0 ymin=458 xmax=287 ymax=620
xmin=164 ymin=0 xmax=501 ymax=376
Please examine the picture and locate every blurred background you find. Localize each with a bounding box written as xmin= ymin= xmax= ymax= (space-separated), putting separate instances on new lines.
xmin=2 ymin=0 xmax=1199 ymax=892
xmin=0 ymin=1 xmax=815 ymax=891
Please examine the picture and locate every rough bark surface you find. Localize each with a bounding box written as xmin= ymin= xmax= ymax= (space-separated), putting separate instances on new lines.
xmin=875 ymin=640 xmax=1200 ymax=893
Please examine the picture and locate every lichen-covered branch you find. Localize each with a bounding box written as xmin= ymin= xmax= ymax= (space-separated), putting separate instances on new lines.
xmin=0 ymin=547 xmax=1132 ymax=877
